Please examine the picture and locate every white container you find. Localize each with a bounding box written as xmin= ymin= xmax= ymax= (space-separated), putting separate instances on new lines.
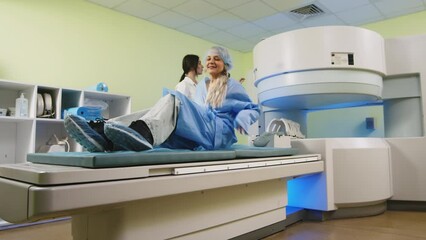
xmin=15 ymin=93 xmax=28 ymax=117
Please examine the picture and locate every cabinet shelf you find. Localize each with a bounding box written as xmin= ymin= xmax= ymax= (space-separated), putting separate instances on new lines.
xmin=0 ymin=116 xmax=34 ymax=122
xmin=0 ymin=79 xmax=131 ymax=164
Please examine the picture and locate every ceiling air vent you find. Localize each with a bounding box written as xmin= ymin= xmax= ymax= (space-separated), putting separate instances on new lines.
xmin=290 ymin=4 xmax=325 ymax=20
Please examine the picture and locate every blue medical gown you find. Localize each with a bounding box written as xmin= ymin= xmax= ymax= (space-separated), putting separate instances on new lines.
xmin=163 ymin=78 xmax=259 ymax=150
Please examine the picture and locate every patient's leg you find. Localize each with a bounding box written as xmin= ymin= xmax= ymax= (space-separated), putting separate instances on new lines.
xmin=64 ymin=115 xmax=112 ymax=152
xmin=140 ymin=94 xmax=178 ymax=145
xmin=104 ymin=121 xmax=153 ymax=151
xmin=104 ymin=94 xmax=179 ymax=151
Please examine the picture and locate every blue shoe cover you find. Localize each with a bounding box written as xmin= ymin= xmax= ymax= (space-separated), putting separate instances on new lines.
xmin=64 ymin=115 xmax=108 ymax=152
xmin=104 ymin=122 xmax=153 ymax=151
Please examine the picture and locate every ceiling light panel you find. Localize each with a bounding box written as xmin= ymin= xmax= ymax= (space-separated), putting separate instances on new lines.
xmin=177 ymin=21 xmax=218 ymax=37
xmin=144 ymin=0 xmax=189 ymax=8
xmin=88 ymin=0 xmax=126 ymax=8
xmin=201 ymin=11 xmax=245 ymax=30
xmin=270 ymin=23 xmax=306 ymax=34
xmin=173 ymin=0 xmax=222 ymax=20
xmin=318 ymin=0 xmax=370 ymax=13
xmin=225 ymin=39 xmax=254 ymax=52
xmin=226 ymin=22 xmax=269 ymax=38
xmin=202 ymin=30 xmax=241 ymax=45
xmin=115 ymin=0 xmax=166 ymax=19
xmin=148 ymin=11 xmax=193 ymax=28
xmin=228 ymin=1 xmax=277 ymax=21
xmin=254 ymin=13 xmax=297 ymax=30
xmin=336 ymin=4 xmax=383 ymax=25
xmin=205 ymin=0 xmax=250 ymax=9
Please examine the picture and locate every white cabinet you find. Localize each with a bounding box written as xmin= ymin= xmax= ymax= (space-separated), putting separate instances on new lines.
xmin=0 ymin=79 xmax=131 ymax=164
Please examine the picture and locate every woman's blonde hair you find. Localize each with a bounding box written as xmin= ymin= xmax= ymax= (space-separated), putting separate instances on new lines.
xmin=206 ymin=73 xmax=228 ymax=108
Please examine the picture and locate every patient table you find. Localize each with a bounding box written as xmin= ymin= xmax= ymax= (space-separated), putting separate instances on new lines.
xmin=0 ymin=148 xmax=322 ymax=240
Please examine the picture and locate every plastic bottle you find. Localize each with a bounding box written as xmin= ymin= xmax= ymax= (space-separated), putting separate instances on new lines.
xmin=15 ymin=93 xmax=28 ymax=117
xmin=87 ymin=82 xmax=108 ymax=92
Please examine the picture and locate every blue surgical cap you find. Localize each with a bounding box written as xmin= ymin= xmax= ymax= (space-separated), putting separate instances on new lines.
xmin=205 ymin=46 xmax=233 ymax=71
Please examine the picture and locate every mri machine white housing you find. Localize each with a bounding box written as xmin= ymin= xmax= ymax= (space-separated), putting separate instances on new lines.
xmin=254 ymin=26 xmax=386 ymax=110
xmin=384 ymin=34 xmax=426 ymax=202
xmin=253 ymin=26 xmax=393 ymax=213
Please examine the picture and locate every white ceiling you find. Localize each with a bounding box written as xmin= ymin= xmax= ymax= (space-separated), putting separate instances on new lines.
xmin=87 ymin=0 xmax=426 ymax=52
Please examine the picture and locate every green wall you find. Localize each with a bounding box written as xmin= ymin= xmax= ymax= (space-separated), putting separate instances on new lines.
xmin=363 ymin=10 xmax=426 ymax=38
xmin=0 ymin=0 xmax=246 ymax=111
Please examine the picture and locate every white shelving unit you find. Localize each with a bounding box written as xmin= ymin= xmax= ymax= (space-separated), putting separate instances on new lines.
xmin=0 ymin=79 xmax=131 ymax=228
xmin=0 ymin=79 xmax=131 ymax=164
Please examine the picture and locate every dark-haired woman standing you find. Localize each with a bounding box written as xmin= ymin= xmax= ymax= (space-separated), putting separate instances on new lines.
xmin=175 ymin=54 xmax=203 ymax=100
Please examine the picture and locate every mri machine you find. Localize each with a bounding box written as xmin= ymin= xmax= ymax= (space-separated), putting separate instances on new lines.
xmin=253 ymin=25 xmax=426 ymax=217
xmin=253 ymin=26 xmax=393 ymax=217
xmin=0 ymin=25 xmax=425 ymax=239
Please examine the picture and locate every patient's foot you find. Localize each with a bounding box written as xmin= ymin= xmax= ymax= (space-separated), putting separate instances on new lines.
xmin=64 ymin=115 xmax=109 ymax=152
xmin=87 ymin=118 xmax=116 ymax=151
xmin=104 ymin=121 xmax=153 ymax=151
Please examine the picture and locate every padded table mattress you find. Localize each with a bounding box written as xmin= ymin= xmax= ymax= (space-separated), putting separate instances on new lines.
xmin=27 ymin=145 xmax=298 ymax=168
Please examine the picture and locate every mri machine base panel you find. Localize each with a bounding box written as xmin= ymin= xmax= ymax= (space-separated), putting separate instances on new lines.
xmin=72 ymin=179 xmax=287 ymax=240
